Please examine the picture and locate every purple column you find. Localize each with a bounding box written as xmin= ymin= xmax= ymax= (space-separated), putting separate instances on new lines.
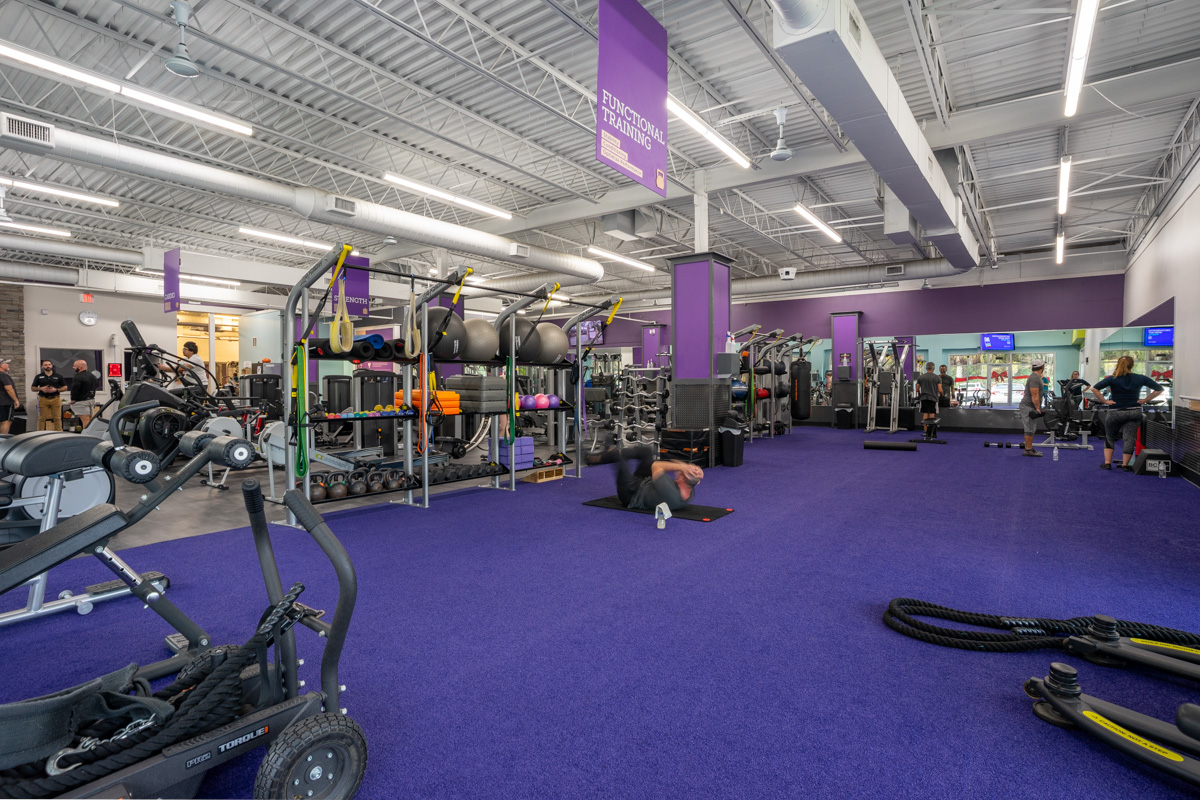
xmin=669 ymin=253 xmax=733 ymax=379
xmin=831 ymin=313 xmax=860 ymax=381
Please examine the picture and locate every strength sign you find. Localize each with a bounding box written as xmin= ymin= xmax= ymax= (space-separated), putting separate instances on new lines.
xmin=596 ymin=0 xmax=668 ymax=196
xmin=163 ymin=247 xmax=181 ymax=313
xmin=332 ymin=255 xmax=371 ymax=316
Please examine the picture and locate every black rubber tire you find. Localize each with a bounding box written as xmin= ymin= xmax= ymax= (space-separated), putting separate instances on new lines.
xmin=254 ymin=712 xmax=367 ymax=800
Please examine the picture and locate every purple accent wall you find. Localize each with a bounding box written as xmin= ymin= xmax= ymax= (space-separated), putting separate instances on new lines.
xmin=831 ymin=314 xmax=859 ymax=379
xmin=672 ymin=261 xmax=714 ymax=379
xmin=731 ymin=275 xmax=1124 ymax=339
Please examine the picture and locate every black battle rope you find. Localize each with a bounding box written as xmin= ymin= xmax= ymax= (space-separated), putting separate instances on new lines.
xmin=0 ymin=585 xmax=306 ymax=798
xmin=883 ymin=598 xmax=1200 ymax=654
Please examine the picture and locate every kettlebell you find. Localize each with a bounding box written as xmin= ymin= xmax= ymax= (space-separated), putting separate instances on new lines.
xmin=349 ymin=479 xmax=368 ymax=495
xmin=310 ymin=484 xmax=328 ymax=502
xmin=327 ymin=482 xmax=349 ymax=499
xmin=385 ymin=469 xmax=402 ymax=491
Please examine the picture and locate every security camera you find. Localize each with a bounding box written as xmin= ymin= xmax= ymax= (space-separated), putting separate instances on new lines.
xmin=779 ymin=267 xmax=796 ymax=281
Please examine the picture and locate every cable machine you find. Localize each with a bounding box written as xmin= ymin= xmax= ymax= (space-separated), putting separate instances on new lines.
xmin=863 ymin=339 xmax=910 ymax=435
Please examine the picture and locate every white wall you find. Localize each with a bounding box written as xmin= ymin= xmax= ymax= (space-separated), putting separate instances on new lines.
xmin=1124 ymin=157 xmax=1198 ymax=400
xmin=23 ymin=285 xmax=177 ymax=408
xmin=239 ymin=310 xmax=284 ymax=365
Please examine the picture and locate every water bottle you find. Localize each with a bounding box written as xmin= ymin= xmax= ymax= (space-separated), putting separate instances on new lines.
xmin=1053 ymin=447 xmax=1059 ymax=461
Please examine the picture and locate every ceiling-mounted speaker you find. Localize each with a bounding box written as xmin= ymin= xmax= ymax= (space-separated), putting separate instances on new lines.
xmin=770 ymin=106 xmax=793 ymax=162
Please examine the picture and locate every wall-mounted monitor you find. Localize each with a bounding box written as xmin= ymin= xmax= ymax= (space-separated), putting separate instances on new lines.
xmin=980 ymin=333 xmax=1015 ymax=351
xmin=568 ymin=319 xmax=604 ymax=347
xmin=1144 ymin=327 xmax=1174 ymax=347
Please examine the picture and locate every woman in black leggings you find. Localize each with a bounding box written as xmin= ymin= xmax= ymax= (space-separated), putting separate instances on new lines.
xmin=1090 ymin=356 xmax=1164 ymax=471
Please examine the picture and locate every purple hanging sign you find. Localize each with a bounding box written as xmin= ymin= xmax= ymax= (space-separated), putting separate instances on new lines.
xmin=163 ymin=247 xmax=180 ymax=313
xmin=331 ymin=255 xmax=370 ymax=317
xmin=596 ymin=0 xmax=668 ymax=196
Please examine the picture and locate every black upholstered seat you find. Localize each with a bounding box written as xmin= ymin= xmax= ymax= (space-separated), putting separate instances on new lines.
xmin=0 ymin=504 xmax=127 ymax=593
xmin=0 ymin=432 xmax=103 ymax=477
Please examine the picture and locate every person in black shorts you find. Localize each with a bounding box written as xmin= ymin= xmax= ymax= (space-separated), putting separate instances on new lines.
xmin=915 ymin=362 xmax=943 ymax=439
xmin=0 ymin=358 xmax=19 ymax=435
xmin=590 ymin=442 xmax=704 ymax=512
xmin=69 ymin=359 xmax=98 ymax=427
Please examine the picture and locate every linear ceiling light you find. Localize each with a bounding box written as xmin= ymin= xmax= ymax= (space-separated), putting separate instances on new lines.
xmin=383 ymin=174 xmax=512 ymax=220
xmin=239 ymin=227 xmax=330 ymax=250
xmin=1055 ymin=231 xmax=1065 ymax=265
xmin=0 ymin=221 xmax=71 ymax=237
xmin=0 ymin=177 xmax=119 ymax=208
xmin=1057 ymin=156 xmax=1072 ymax=215
xmin=1064 ymin=0 xmax=1101 ymax=117
xmin=793 ymin=203 xmax=843 ymax=243
xmin=119 ymin=87 xmax=253 ymax=137
xmin=666 ymin=95 xmax=752 ymax=169
xmin=0 ymin=41 xmax=121 ymax=92
xmin=0 ymin=40 xmax=252 ymax=137
xmin=586 ymin=245 xmax=656 ymax=272
xmin=136 ymin=268 xmax=241 ymax=286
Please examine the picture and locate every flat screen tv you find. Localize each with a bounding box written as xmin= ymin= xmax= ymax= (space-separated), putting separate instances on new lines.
xmin=1143 ymin=327 xmax=1174 ymax=347
xmin=980 ymin=333 xmax=1015 ymax=351
xmin=568 ymin=319 xmax=604 ymax=347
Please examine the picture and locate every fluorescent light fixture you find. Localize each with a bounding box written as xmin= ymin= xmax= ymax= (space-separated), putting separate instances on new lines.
xmin=0 ymin=40 xmax=253 ymax=137
xmin=666 ymin=95 xmax=752 ymax=169
xmin=1064 ymin=0 xmax=1101 ymax=117
xmin=0 ymin=177 xmax=119 ymax=208
xmin=239 ymin=227 xmax=330 ymax=250
xmin=0 ymin=41 xmax=121 ymax=93
xmin=136 ymin=268 xmax=241 ymax=287
xmin=1057 ymin=156 xmax=1072 ymax=215
xmin=464 ymin=309 xmax=499 ymax=319
xmin=587 ymin=245 xmax=655 ymax=272
xmin=384 ymin=174 xmax=513 ymax=220
xmin=1055 ymin=232 xmax=1065 ymax=264
xmin=0 ymin=221 xmax=71 ymax=237
xmin=793 ymin=203 xmax=843 ymax=243
xmin=464 ymin=275 xmax=488 ymax=285
xmin=119 ymin=87 xmax=253 ymax=137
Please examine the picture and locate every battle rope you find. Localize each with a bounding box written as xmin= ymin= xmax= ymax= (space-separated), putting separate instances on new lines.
xmin=883 ymin=597 xmax=1200 ymax=654
xmin=0 ymin=586 xmax=306 ymax=798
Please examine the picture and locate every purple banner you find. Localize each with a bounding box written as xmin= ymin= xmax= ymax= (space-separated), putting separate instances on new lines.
xmin=163 ymin=247 xmax=180 ymax=313
xmin=331 ymin=255 xmax=370 ymax=317
xmin=596 ymin=0 xmax=668 ymax=196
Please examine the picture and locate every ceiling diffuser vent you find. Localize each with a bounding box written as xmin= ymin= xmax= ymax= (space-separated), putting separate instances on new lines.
xmin=885 ymin=265 xmax=905 ymax=277
xmin=325 ymin=195 xmax=357 ymax=217
xmin=0 ymin=114 xmax=54 ymax=149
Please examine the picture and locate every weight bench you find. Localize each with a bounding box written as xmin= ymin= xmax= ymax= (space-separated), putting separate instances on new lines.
xmin=0 ymin=432 xmax=169 ymax=629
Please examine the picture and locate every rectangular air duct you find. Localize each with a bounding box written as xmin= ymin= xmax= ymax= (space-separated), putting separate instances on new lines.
xmin=0 ymin=113 xmax=54 ymax=149
xmin=774 ymin=1 xmax=978 ymax=270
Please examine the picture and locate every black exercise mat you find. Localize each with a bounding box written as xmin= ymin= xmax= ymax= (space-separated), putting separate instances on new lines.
xmin=582 ymin=496 xmax=734 ymax=521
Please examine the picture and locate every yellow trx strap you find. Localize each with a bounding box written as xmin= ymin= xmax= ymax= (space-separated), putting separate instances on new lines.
xmin=328 ymin=245 xmax=354 ymax=354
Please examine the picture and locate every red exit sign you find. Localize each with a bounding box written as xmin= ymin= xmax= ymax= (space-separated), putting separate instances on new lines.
xmin=80 ymin=293 xmax=94 ymax=303
xmin=107 ymin=363 xmax=123 ymax=378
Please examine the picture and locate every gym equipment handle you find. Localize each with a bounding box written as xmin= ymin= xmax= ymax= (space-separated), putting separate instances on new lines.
xmin=283 ymin=489 xmax=358 ymax=709
xmin=107 ymin=400 xmax=161 ymax=445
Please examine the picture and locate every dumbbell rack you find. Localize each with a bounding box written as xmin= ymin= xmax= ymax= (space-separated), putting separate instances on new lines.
xmin=614 ymin=365 xmax=669 ymax=449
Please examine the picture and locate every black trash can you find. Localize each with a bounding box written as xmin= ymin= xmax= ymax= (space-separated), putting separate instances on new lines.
xmin=834 ymin=407 xmax=854 ymax=430
xmin=720 ymin=429 xmax=744 ymax=467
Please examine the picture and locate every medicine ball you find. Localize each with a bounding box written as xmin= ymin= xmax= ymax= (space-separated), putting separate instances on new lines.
xmin=534 ymin=393 xmax=550 ymax=409
xmin=731 ymin=380 xmax=748 ymax=400
xmin=520 ymin=395 xmax=536 ymax=410
xmin=547 ymin=394 xmax=560 ymax=408
xmin=532 ymin=322 xmax=569 ymax=364
xmin=462 ymin=318 xmax=500 ymax=362
xmin=499 ymin=316 xmax=540 ymax=362
xmin=423 ymin=307 xmax=466 ymax=360
xmin=756 ymin=388 xmax=770 ymax=399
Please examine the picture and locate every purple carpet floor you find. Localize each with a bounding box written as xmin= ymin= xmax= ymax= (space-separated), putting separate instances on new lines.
xmin=2 ymin=427 xmax=1198 ymax=799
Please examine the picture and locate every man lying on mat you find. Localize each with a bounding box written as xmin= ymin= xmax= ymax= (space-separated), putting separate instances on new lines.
xmin=589 ymin=443 xmax=704 ymax=511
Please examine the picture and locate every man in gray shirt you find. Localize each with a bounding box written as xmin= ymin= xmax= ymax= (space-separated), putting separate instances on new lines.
xmin=938 ymin=365 xmax=954 ymax=408
xmin=1019 ymin=359 xmax=1046 ymax=456
xmin=915 ymin=362 xmax=943 ymax=440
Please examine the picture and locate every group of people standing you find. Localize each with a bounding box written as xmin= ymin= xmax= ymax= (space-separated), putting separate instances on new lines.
xmin=0 ymin=358 xmax=99 ymax=434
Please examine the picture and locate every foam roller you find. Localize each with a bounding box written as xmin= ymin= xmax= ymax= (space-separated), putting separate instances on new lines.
xmin=206 ymin=436 xmax=256 ymax=469
xmin=863 ymin=440 xmax=917 ymax=451
xmin=110 ymin=446 xmax=162 ymax=483
xmin=309 ymin=339 xmax=376 ymax=362
xmin=178 ymin=430 xmax=218 ymax=458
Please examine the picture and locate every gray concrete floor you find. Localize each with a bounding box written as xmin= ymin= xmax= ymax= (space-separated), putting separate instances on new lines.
xmin=109 ymin=447 xmax=575 ymax=551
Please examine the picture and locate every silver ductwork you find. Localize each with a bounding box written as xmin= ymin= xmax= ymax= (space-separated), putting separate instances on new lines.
xmin=0 ymin=233 xmax=143 ymax=266
xmin=2 ymin=118 xmax=604 ymax=287
xmin=0 ymin=260 xmax=80 ymax=284
xmin=579 ymin=257 xmax=958 ymax=305
xmin=773 ymin=0 xmax=979 ymax=271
